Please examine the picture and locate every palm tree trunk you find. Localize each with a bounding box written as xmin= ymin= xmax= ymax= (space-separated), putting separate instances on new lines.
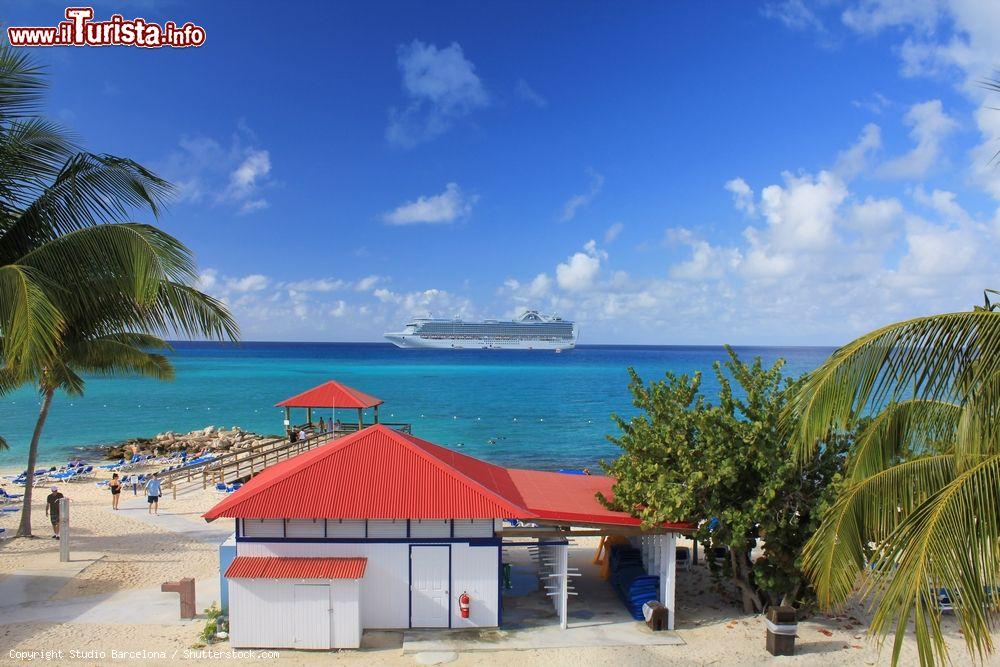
xmin=16 ymin=387 xmax=54 ymax=538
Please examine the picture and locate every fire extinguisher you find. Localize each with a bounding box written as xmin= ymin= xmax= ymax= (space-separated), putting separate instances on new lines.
xmin=459 ymin=591 xmax=470 ymax=619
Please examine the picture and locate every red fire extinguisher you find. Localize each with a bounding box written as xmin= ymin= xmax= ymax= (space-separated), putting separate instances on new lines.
xmin=459 ymin=591 xmax=470 ymax=619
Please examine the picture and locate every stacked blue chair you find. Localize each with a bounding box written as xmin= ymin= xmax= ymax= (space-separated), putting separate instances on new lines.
xmin=607 ymin=544 xmax=660 ymax=620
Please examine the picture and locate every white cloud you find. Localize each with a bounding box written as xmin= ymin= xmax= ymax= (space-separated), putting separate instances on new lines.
xmin=560 ymin=170 xmax=604 ymax=222
xmin=386 ymin=40 xmax=489 ymax=148
xmin=382 ymin=183 xmax=477 ymax=225
xmin=879 ymin=100 xmax=957 ymax=178
xmin=515 ymin=78 xmax=547 ymax=108
xmin=725 ymin=177 xmax=757 ymax=216
xmin=354 ymin=275 xmax=383 ymax=291
xmin=158 ymin=127 xmax=273 ymax=215
xmin=329 ymin=300 xmax=347 ymax=318
xmin=282 ymin=278 xmax=347 ymax=292
xmin=497 ymin=119 xmax=998 ymax=344
xmin=556 ymin=241 xmax=604 ymax=292
xmin=841 ymin=0 xmax=943 ymax=36
xmin=227 ymin=274 xmax=270 ymax=292
xmin=834 ymin=122 xmax=882 ymax=178
xmin=852 ymin=92 xmax=891 ymax=115
xmin=667 ymin=228 xmax=741 ymax=281
xmin=846 ymin=196 xmax=904 ymax=234
xmin=762 ymin=0 xmax=825 ymax=31
xmin=227 ymin=150 xmax=270 ymax=199
xmin=759 ymin=170 xmax=847 ymax=251
xmin=604 ymin=221 xmax=624 ymax=243
xmin=895 ymin=217 xmax=979 ymax=277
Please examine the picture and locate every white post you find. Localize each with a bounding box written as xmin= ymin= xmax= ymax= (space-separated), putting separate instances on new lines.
xmin=58 ymin=498 xmax=69 ymax=562
xmin=659 ymin=533 xmax=677 ymax=630
xmin=558 ymin=543 xmax=568 ymax=629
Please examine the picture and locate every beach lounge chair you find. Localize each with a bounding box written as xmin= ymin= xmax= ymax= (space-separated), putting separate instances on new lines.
xmin=0 ymin=488 xmax=23 ymax=503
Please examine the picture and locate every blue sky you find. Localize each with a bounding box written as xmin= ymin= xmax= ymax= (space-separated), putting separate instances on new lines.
xmin=6 ymin=0 xmax=1000 ymax=344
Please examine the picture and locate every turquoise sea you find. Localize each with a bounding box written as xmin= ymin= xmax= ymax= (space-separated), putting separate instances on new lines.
xmin=0 ymin=343 xmax=835 ymax=469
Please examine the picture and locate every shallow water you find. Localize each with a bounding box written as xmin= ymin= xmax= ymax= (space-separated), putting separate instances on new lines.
xmin=0 ymin=343 xmax=834 ymax=469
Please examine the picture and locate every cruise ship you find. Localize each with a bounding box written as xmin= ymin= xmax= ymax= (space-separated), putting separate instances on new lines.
xmin=384 ymin=311 xmax=577 ymax=350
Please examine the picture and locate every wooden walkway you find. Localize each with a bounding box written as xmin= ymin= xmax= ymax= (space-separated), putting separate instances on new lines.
xmin=162 ymin=422 xmax=411 ymax=497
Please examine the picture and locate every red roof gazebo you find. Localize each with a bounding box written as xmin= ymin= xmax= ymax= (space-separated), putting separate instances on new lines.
xmin=276 ymin=380 xmax=384 ymax=432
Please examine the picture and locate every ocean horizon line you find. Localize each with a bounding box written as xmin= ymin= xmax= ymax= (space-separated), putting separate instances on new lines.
xmin=165 ymin=340 xmax=842 ymax=351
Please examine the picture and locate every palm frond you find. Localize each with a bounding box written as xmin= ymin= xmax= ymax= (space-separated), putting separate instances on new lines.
xmin=145 ymin=281 xmax=240 ymax=342
xmin=848 ymin=400 xmax=962 ymax=480
xmin=0 ymin=152 xmax=172 ymax=260
xmin=65 ymin=334 xmax=174 ymax=382
xmin=804 ymin=455 xmax=955 ymax=609
xmin=17 ymin=223 xmax=198 ymax=307
xmin=788 ymin=311 xmax=1000 ymax=460
xmin=0 ymin=117 xmax=76 ymax=210
xmin=0 ymin=263 xmax=63 ymax=381
xmin=0 ymin=45 xmax=47 ymax=119
xmin=865 ymin=455 xmax=1000 ymax=666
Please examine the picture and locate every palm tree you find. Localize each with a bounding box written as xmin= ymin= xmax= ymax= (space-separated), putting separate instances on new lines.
xmin=787 ymin=295 xmax=1000 ymax=666
xmin=0 ymin=46 xmax=239 ymax=535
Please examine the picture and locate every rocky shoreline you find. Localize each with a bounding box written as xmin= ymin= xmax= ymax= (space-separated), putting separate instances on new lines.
xmin=100 ymin=426 xmax=281 ymax=460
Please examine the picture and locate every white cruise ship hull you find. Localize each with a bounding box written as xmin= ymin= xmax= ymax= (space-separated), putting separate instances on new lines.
xmin=385 ymin=334 xmax=575 ymax=351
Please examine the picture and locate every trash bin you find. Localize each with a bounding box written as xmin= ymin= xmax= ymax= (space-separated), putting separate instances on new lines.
xmin=765 ymin=606 xmax=797 ymax=656
xmin=642 ymin=601 xmax=668 ymax=631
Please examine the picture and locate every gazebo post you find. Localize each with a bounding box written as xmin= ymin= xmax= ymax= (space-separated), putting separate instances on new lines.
xmin=374 ymin=404 xmax=380 ymax=424
xmin=357 ymin=408 xmax=363 ymax=431
xmin=306 ymin=407 xmax=312 ymax=426
xmin=284 ymin=407 xmax=290 ymax=431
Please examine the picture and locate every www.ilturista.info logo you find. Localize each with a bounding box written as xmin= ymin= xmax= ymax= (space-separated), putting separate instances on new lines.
xmin=7 ymin=7 xmax=206 ymax=48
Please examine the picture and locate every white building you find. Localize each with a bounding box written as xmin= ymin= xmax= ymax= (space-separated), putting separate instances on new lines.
xmin=204 ymin=424 xmax=688 ymax=650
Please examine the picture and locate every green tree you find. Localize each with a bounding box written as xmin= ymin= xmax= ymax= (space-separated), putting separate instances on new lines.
xmin=0 ymin=46 xmax=239 ymax=536
xmin=788 ymin=294 xmax=1000 ymax=667
xmin=602 ymin=346 xmax=848 ymax=613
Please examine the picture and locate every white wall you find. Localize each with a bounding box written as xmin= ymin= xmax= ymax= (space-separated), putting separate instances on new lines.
xmin=242 ymin=519 xmax=283 ymax=538
xmin=453 ymin=519 xmax=494 ymax=538
xmin=410 ymin=519 xmax=451 ymax=538
xmin=450 ymin=542 xmax=500 ymax=628
xmin=228 ymin=578 xmax=361 ymax=649
xmin=238 ymin=541 xmax=410 ymax=629
xmin=237 ymin=539 xmax=500 ymax=630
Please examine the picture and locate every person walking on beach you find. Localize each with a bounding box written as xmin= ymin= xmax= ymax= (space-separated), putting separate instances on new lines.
xmin=145 ymin=473 xmax=162 ymax=515
xmin=298 ymin=427 xmax=307 ymax=442
xmin=45 ymin=486 xmax=64 ymax=538
xmin=318 ymin=417 xmax=326 ymax=434
xmin=109 ymin=473 xmax=122 ymax=510
xmin=288 ymin=429 xmax=297 ymax=443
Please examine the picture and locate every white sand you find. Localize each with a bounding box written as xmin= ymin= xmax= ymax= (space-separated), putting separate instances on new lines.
xmin=0 ymin=463 xmax=990 ymax=666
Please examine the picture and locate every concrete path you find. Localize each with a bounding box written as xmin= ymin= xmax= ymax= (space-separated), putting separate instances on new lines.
xmin=0 ymin=551 xmax=102 ymax=613
xmin=0 ymin=575 xmax=216 ymax=625
xmin=112 ymin=495 xmax=232 ymax=544
xmin=0 ymin=491 xmax=229 ymax=629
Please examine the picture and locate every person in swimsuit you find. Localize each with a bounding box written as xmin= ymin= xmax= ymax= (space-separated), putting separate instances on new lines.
xmin=109 ymin=473 xmax=122 ymax=510
xmin=45 ymin=486 xmax=64 ymax=538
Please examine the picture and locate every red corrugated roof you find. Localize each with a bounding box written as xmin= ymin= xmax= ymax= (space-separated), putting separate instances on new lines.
xmin=204 ymin=424 xmax=691 ymax=530
xmin=275 ymin=380 xmax=383 ymax=409
xmin=203 ymin=425 xmax=527 ymax=520
xmin=225 ymin=556 xmax=367 ymax=579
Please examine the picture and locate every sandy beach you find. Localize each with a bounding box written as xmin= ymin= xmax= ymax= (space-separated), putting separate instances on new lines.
xmin=0 ymin=461 xmax=984 ymax=667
